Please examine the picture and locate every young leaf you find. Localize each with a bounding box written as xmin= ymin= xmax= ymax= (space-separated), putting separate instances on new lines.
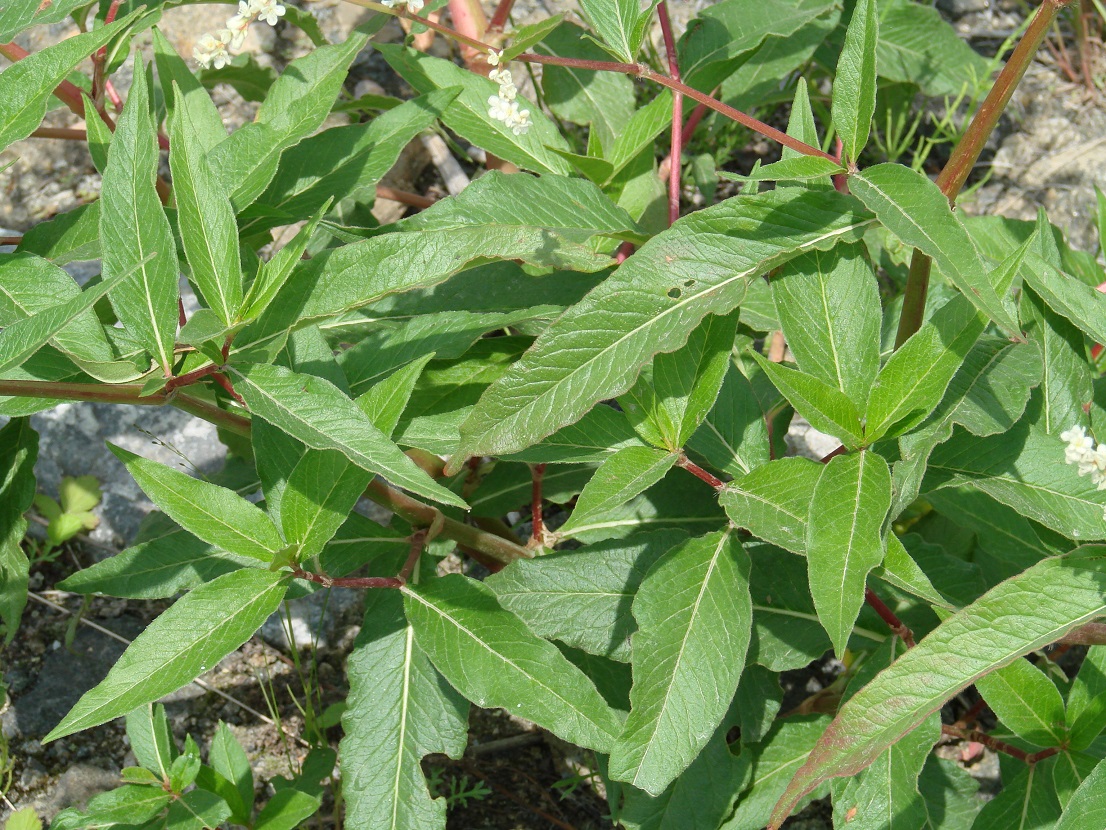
xmin=378 ymin=45 xmax=574 ymax=175
xmin=357 ymin=353 xmax=435 ymax=439
xmin=231 ymin=363 xmax=467 ymax=509
xmin=152 ymin=27 xmax=226 ymax=154
xmin=1065 ymin=645 xmax=1106 ymax=750
xmin=770 ymin=242 xmax=881 ymax=406
xmin=559 ymin=447 xmax=678 ymax=534
xmin=608 ymin=530 xmax=752 ymax=796
xmin=486 ymin=531 xmax=687 ymax=662
xmin=208 ymin=722 xmax=253 ymax=825
xmin=50 ymin=785 xmax=172 ymax=830
xmin=45 ymin=568 xmax=288 ymax=741
xmin=850 ymin=164 xmax=1019 ymax=336
xmin=402 ymin=574 xmax=623 ymax=752
xmin=619 ymin=310 xmax=740 ymax=450
xmin=100 ymin=63 xmax=179 ymax=374
xmin=831 ymin=0 xmax=877 ymax=163
xmin=719 ymin=456 xmax=823 ymax=554
xmin=578 ymin=0 xmax=652 ymax=62
xmin=341 ymin=590 xmax=469 ymax=830
xmin=0 ymin=419 xmax=37 ymax=643
xmin=1055 ymin=757 xmax=1106 ymax=830
xmin=168 ymin=86 xmax=243 ymax=326
xmin=0 ymin=15 xmax=134 ymax=154
xmin=720 ymin=156 xmax=844 ymax=184
xmin=109 ymin=445 xmax=284 ymax=563
xmin=975 ymin=657 xmax=1067 ymax=748
xmin=806 ymin=450 xmax=891 ymax=657
xmin=751 ymin=353 xmax=865 ymax=447
xmin=768 ymin=547 xmax=1106 ymax=828
xmin=280 ymin=449 xmax=372 ymax=562
xmin=454 ymin=188 xmax=873 ymax=463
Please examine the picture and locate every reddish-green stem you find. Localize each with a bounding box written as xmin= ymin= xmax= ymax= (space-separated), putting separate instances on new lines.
xmin=941 ymin=724 xmax=1059 ymax=765
xmin=487 ymin=0 xmax=517 ymax=34
xmin=0 ymin=236 xmax=21 ymax=246
xmin=864 ymin=587 xmax=915 ymax=648
xmin=677 ymin=454 xmax=725 ymax=489
xmin=92 ymin=0 xmax=124 ymax=105
xmin=530 ymin=463 xmax=547 ymax=544
xmin=30 ymin=127 xmax=88 ymax=141
xmin=894 ymin=0 xmax=1070 ymax=348
xmin=291 ymin=567 xmax=403 ymax=589
xmin=398 ymin=528 xmax=429 ymax=582
xmin=657 ymin=1 xmax=682 ymax=226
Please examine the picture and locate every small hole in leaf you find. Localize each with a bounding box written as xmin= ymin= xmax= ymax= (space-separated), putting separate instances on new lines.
xmin=667 ymin=287 xmax=681 ymax=299
xmin=683 ymin=279 xmax=695 ymax=287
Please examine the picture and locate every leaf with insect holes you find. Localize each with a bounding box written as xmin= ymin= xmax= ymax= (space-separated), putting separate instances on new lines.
xmin=768 ymin=548 xmax=1106 ymax=828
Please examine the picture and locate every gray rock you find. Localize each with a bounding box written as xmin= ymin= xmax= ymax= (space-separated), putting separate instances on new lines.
xmin=28 ymin=764 xmax=121 ymax=823
xmin=937 ymin=0 xmax=990 ymax=18
xmin=260 ymin=587 xmax=363 ymax=652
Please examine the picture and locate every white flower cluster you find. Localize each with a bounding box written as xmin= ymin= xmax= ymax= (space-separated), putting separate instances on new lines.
xmin=485 ymin=53 xmax=531 ymax=136
xmin=194 ymin=0 xmax=286 ymax=69
xmin=381 ymin=0 xmax=426 ymax=14
xmin=1062 ymin=425 xmax=1106 ymax=489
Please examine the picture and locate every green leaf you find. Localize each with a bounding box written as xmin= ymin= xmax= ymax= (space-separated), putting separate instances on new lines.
xmin=168 ymin=86 xmax=242 ymax=327
xmin=240 ymin=89 xmax=458 ymax=236
xmin=721 ymin=156 xmax=845 ymax=184
xmin=152 ymin=27 xmax=225 ymax=154
xmin=608 ymin=530 xmax=752 ymax=795
xmin=1021 ymin=250 xmax=1106 ymax=347
xmin=1022 ymin=287 xmax=1092 ymax=437
xmin=832 ymin=0 xmax=877 ymax=163
xmin=109 ymin=445 xmax=283 ymax=563
xmin=378 ymin=45 xmax=573 ymax=175
xmin=46 ymin=567 xmax=288 ymax=741
xmin=578 ymin=0 xmax=652 ymax=62
xmin=619 ymin=311 xmax=739 ymax=450
xmin=82 ymin=93 xmax=111 ymax=175
xmin=455 ymin=188 xmax=873 ymax=463
xmin=469 ymin=462 xmax=593 ymax=517
xmin=16 ymin=202 xmax=101 ymax=264
xmin=0 ymin=15 xmax=134 ymax=154
xmin=722 ymin=715 xmax=832 ymax=830
xmin=771 ymin=242 xmax=880 ymax=406
xmin=972 ymin=756 xmax=1061 ymax=830
xmin=865 ymin=294 xmax=985 ymax=443
xmin=876 ymin=1 xmax=992 ymax=97
xmin=560 ymin=447 xmax=678 ymax=534
xmin=851 ymin=164 xmax=1019 ymax=335
xmin=1056 ymin=757 xmax=1106 ymax=830
xmin=209 ymin=722 xmax=253 ymax=825
xmin=358 ymin=354 xmax=434 ymax=439
xmin=209 ymin=33 xmax=370 ymax=209
xmin=925 ymin=418 xmax=1106 ymax=542
xmin=3 ymin=808 xmax=40 ymax=830
xmin=0 ymin=0 xmax=92 ymax=40
xmin=341 ymin=590 xmax=468 ymax=830
xmin=50 ymin=785 xmax=172 ymax=830
xmin=1066 ymin=645 xmax=1106 ymax=750
xmin=402 ymin=574 xmax=623 ymax=752
xmin=917 ymin=758 xmax=983 ymax=830
xmin=720 ymin=456 xmax=822 ymax=554
xmin=280 ymin=449 xmax=371 ymax=562
xmin=0 ymin=419 xmax=37 ymax=643
xmin=976 ymin=657 xmax=1067 ymax=747
xmin=165 ymin=787 xmax=233 ymax=830
xmin=768 ymin=548 xmax=1106 ymax=828
xmin=239 ymin=205 xmax=327 ymax=324
xmin=537 ymin=22 xmax=637 ymax=151
xmin=231 ymin=363 xmax=467 ymax=509
xmin=752 ymin=353 xmax=865 ymax=447
xmin=253 ymin=788 xmax=321 ymax=830
xmin=500 ymin=404 xmax=646 ymax=465
xmin=501 ymin=14 xmax=565 ymax=61
xmin=486 ymin=531 xmax=687 ymax=662
xmin=807 ymin=450 xmax=891 ymax=657
xmin=101 ymin=62 xmax=179 ymax=374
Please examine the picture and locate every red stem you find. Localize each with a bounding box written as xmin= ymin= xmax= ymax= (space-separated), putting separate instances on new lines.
xmin=677 ymin=454 xmax=725 ymax=489
xmin=0 ymin=236 xmax=21 ymax=246
xmin=399 ymin=528 xmax=428 ymax=582
xmin=211 ymin=372 xmax=245 ymax=406
xmin=657 ymin=1 xmax=682 ymax=226
xmin=92 ymin=0 xmax=124 ymax=104
xmin=291 ymin=567 xmax=403 ymax=589
xmin=487 ymin=0 xmax=517 ymax=33
xmin=530 ymin=463 xmax=547 ymax=545
xmin=864 ymin=587 xmax=916 ymax=648
xmin=681 ymin=102 xmax=709 ymax=145
xmin=30 ymin=127 xmax=88 ymax=140
xmin=164 ymin=363 xmax=220 ymax=392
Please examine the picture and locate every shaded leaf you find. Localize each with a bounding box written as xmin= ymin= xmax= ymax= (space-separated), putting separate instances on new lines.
xmin=560 ymin=447 xmax=678 ymax=534
xmin=976 ymin=657 xmax=1067 ymax=747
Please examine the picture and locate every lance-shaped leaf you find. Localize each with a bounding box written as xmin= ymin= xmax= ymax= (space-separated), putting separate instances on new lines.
xmin=752 ymin=353 xmax=865 ymax=447
xmin=975 ymin=657 xmax=1067 ymax=747
xmin=280 ymin=449 xmax=372 ymax=562
xmin=0 ymin=419 xmax=37 ymax=643
xmin=231 ymin=363 xmax=467 ymax=509
xmin=109 ymin=445 xmax=283 ymax=563
xmin=0 ymin=265 xmax=131 ymax=376
xmin=378 ymin=45 xmax=573 ymax=175
xmin=402 ymin=574 xmax=623 ymax=752
xmin=559 ymin=447 xmax=678 ymax=535
xmin=719 ymin=456 xmax=823 ymax=554
xmin=0 ymin=0 xmax=98 ymax=40
xmin=1056 ymin=757 xmax=1106 ymax=830
xmin=101 ymin=63 xmax=179 ymax=374
xmin=454 ymin=188 xmax=873 ymax=464
xmin=806 ymin=450 xmax=890 ymax=657
xmin=1021 ymin=250 xmax=1106 ymax=346
xmin=925 ymin=418 xmax=1106 ymax=541
xmin=608 ymin=530 xmax=752 ymax=796
xmin=721 ymin=157 xmax=845 ymax=185
xmin=46 ymin=568 xmax=288 ymax=741
xmin=768 ymin=547 xmax=1106 ymax=828
xmin=0 ymin=15 xmax=134 ymax=154
xmin=686 ymin=363 xmax=771 ymax=478
xmin=770 ymin=242 xmax=880 ymax=406
xmin=1022 ymin=287 xmax=1091 ymax=436
xmin=1067 ymin=646 xmax=1106 ymax=751
xmin=831 ymin=0 xmax=877 ymax=163
xmin=152 ymin=28 xmax=226 ymax=154
xmin=851 ymin=164 xmax=1019 ymax=335
xmin=486 ymin=531 xmax=687 ymax=662
xmin=619 ymin=310 xmax=739 ymax=450
xmin=972 ymin=756 xmax=1061 ymax=830
xmin=51 ymin=785 xmax=173 ymax=830
xmin=168 ymin=87 xmax=243 ymax=326
xmin=341 ymin=590 xmax=468 ymax=830
xmin=579 ymin=0 xmax=652 ymax=62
